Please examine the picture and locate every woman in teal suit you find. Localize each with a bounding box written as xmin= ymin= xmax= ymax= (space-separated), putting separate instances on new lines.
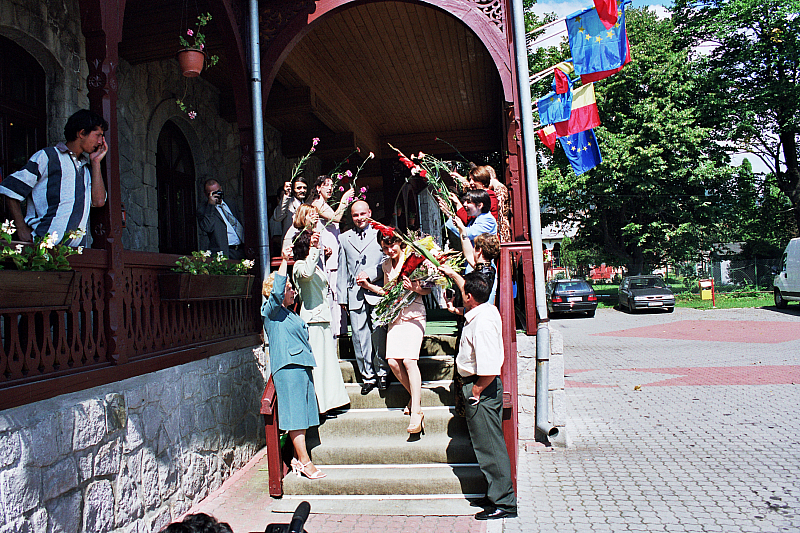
xmin=262 ymin=248 xmax=325 ymax=479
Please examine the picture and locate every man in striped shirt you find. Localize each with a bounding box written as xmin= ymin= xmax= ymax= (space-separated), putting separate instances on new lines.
xmin=0 ymin=109 xmax=108 ymax=247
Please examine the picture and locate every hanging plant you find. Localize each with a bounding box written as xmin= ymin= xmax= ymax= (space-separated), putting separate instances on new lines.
xmin=176 ymin=12 xmax=220 ymax=117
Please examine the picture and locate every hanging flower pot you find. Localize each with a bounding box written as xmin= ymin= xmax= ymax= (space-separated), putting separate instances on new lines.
xmin=177 ymin=49 xmax=206 ymax=77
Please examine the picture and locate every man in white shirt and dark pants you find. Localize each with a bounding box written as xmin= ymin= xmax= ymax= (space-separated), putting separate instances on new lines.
xmin=456 ymin=271 xmax=517 ymax=520
xmin=197 ymin=179 xmax=245 ymax=260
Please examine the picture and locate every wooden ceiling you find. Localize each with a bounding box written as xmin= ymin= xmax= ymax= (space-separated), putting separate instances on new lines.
xmin=118 ymin=1 xmax=504 ymax=162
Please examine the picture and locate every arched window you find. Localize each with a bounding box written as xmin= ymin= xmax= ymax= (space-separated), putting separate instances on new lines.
xmin=0 ymin=35 xmax=46 ymax=223
xmin=156 ymin=121 xmax=196 ymax=254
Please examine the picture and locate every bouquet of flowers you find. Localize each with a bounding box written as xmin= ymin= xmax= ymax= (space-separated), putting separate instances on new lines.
xmin=370 ymin=220 xmax=463 ymax=326
xmin=388 ymin=144 xmax=460 ymax=216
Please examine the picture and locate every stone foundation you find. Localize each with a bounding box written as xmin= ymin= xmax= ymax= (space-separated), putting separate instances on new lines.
xmin=517 ymin=326 xmax=567 ymax=443
xmin=0 ymin=347 xmax=268 ymax=533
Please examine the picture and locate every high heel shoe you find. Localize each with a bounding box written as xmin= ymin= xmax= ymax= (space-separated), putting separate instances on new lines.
xmin=407 ymin=412 xmax=424 ymax=434
xmin=290 ymin=457 xmax=301 ymax=475
xmin=403 ymin=401 xmax=411 ymax=416
xmin=297 ymin=460 xmax=326 ymax=479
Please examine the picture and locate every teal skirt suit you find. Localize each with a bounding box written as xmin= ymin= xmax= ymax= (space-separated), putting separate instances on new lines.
xmin=262 ymin=273 xmax=320 ymax=431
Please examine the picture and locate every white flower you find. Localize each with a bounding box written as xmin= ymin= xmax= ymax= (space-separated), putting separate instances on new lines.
xmin=242 ymin=259 xmax=255 ymax=269
xmin=202 ymin=250 xmax=212 ymax=258
xmin=1 ymin=220 xmax=15 ymax=234
xmin=77 ymin=246 xmax=84 ymax=254
xmin=15 ymin=244 xmax=23 ymax=254
xmin=216 ymin=251 xmax=225 ymax=261
xmin=44 ymin=233 xmax=59 ymax=249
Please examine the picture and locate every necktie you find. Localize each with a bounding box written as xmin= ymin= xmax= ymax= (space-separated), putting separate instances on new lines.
xmin=221 ymin=203 xmax=244 ymax=242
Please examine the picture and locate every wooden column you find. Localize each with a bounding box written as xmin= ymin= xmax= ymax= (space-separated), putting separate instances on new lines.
xmin=79 ymin=0 xmax=128 ymax=364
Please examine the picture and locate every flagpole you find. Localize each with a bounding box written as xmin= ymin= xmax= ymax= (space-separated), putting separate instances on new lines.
xmin=526 ymin=16 xmax=567 ymax=36
xmin=510 ymin=0 xmax=558 ymax=441
xmin=529 ymin=59 xmax=574 ymax=84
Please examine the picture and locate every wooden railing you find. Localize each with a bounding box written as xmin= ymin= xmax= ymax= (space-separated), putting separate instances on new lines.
xmin=0 ymin=249 xmax=261 ymax=410
xmin=259 ymin=242 xmax=538 ymax=496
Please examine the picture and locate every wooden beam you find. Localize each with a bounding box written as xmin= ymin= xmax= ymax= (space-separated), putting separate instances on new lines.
xmin=381 ymin=128 xmax=501 ymax=158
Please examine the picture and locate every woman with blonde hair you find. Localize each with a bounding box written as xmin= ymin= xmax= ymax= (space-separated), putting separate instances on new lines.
xmin=292 ymin=229 xmax=350 ymax=415
xmin=261 ymin=247 xmax=325 ymax=479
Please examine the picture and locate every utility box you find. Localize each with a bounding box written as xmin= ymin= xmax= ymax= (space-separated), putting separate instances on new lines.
xmin=699 ymin=279 xmax=714 ymax=302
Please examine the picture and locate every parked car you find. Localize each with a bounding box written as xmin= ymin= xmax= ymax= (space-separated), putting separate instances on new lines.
xmin=618 ymin=275 xmax=675 ymax=312
xmin=774 ymin=237 xmax=800 ymax=308
xmin=546 ymin=279 xmax=598 ymax=317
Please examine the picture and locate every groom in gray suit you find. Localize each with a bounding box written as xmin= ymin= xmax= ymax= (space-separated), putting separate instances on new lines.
xmin=337 ymin=200 xmax=388 ymax=394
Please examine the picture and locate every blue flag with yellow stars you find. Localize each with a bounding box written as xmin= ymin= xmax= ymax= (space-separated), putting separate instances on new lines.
xmin=559 ymin=129 xmax=602 ymax=175
xmin=566 ymin=1 xmax=631 ymax=82
xmin=537 ymin=90 xmax=572 ymax=125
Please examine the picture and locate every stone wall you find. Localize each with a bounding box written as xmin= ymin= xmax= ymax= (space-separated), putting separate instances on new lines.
xmin=0 ymin=347 xmax=268 ymax=533
xmin=517 ymin=327 xmax=567 ymax=444
xmin=0 ymin=0 xmax=89 ymax=144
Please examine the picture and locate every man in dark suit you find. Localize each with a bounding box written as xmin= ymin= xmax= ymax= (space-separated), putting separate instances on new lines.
xmin=337 ymin=200 xmax=388 ymax=394
xmin=197 ymin=179 xmax=245 ymax=260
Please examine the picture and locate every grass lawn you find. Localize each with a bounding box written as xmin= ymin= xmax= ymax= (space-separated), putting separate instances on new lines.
xmin=591 ymin=284 xmax=775 ymax=310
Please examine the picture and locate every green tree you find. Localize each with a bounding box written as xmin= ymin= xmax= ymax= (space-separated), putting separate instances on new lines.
xmin=672 ymin=0 xmax=800 ymax=236
xmin=536 ymin=8 xmax=731 ymax=274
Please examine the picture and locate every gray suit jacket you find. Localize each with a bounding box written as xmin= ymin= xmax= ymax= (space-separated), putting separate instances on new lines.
xmin=197 ymin=201 xmax=242 ymax=256
xmin=337 ymin=225 xmax=384 ymax=310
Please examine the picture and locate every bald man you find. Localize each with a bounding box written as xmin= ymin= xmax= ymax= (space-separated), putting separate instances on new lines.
xmin=337 ymin=201 xmax=388 ymax=394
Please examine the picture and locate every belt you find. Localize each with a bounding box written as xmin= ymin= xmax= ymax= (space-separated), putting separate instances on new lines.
xmin=460 ymin=374 xmax=479 ymax=384
xmin=229 ymin=244 xmax=242 ymax=250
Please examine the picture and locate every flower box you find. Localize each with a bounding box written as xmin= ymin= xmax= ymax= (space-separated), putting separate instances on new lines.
xmin=0 ymin=270 xmax=80 ymax=310
xmin=158 ymin=273 xmax=254 ymax=301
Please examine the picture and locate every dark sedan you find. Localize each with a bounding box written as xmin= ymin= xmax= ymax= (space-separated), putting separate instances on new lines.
xmin=546 ymin=279 xmax=598 ymax=317
xmin=618 ymin=275 xmax=675 ymax=312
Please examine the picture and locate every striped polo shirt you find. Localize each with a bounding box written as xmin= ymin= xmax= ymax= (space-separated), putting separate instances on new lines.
xmin=0 ymin=142 xmax=91 ymax=247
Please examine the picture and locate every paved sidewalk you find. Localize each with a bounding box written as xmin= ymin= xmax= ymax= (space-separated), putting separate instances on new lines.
xmin=188 ymin=305 xmax=800 ymax=532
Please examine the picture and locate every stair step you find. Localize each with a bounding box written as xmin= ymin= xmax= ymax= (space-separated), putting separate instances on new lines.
xmin=341 ymin=380 xmax=456 ymax=409
xmin=338 ymin=354 xmax=455 ymax=384
xmin=312 ymin=406 xmax=467 ymax=439
xmin=307 ymin=431 xmax=477 ymax=465
xmin=282 ymin=463 xmax=487 ymax=496
xmin=269 ymin=494 xmax=482 ymax=516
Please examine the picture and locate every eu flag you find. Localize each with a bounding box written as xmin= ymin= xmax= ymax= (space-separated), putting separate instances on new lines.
xmin=559 ymin=129 xmax=602 ymax=175
xmin=537 ymin=91 xmax=572 ymax=125
xmin=566 ymin=1 xmax=631 ymax=82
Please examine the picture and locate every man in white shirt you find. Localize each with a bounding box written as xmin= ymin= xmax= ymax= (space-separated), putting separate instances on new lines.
xmin=455 ymin=271 xmax=517 ymax=520
xmin=197 ymin=179 xmax=245 ymax=260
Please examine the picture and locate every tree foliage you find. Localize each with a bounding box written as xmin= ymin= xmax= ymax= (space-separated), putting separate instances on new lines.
xmin=535 ymin=8 xmax=732 ymax=274
xmin=671 ymin=0 xmax=800 ymax=236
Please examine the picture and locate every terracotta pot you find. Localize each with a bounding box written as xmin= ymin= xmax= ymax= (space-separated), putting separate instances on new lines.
xmin=0 ymin=270 xmax=80 ymax=310
xmin=158 ymin=273 xmax=254 ymax=301
xmin=176 ymin=49 xmax=206 ymax=77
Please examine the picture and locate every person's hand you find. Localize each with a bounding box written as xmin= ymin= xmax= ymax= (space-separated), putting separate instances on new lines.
xmin=281 ymin=246 xmax=293 ymax=261
xmin=438 ymin=264 xmax=456 ymax=278
xmin=450 ymin=171 xmax=468 ymax=188
xmin=15 ymin=222 xmax=33 ymax=242
xmin=207 ymin=189 xmax=222 ymax=205
xmin=283 ymin=181 xmax=292 ymax=196
xmin=342 ymin=188 xmax=355 ymax=202
xmin=90 ymin=137 xmax=108 ymax=164
xmin=448 ymin=191 xmax=463 ymax=210
xmin=453 ymin=216 xmax=467 ymax=234
xmin=310 ymin=231 xmax=321 ymax=248
xmin=323 ymin=246 xmax=333 ymax=260
xmin=402 ymin=275 xmax=414 ymax=292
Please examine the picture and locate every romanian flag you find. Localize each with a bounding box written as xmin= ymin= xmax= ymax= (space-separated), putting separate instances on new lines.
xmin=537 ymin=90 xmax=572 ymax=125
xmin=559 ymin=129 xmax=603 ymax=175
xmin=595 ymin=0 xmax=618 ymax=29
xmin=553 ymin=68 xmax=572 ymax=94
xmin=566 ymin=1 xmax=631 ymax=83
xmin=537 ymin=125 xmax=557 ymax=153
xmin=554 ymin=83 xmax=601 ymax=138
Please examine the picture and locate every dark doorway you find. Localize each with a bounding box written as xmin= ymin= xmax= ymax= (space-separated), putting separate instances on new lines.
xmin=156 ymin=120 xmax=196 ymax=254
xmin=0 ymin=35 xmax=47 ymax=226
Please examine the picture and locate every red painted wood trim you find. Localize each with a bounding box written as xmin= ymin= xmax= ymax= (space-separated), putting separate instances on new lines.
xmin=260 ymin=377 xmax=285 ymax=497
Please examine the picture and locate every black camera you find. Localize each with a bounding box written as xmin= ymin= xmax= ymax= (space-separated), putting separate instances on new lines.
xmin=212 ymin=190 xmax=224 ymax=199
xmin=445 ymin=288 xmax=455 ymax=299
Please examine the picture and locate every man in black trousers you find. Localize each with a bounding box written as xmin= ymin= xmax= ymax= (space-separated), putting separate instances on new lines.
xmin=453 ymin=271 xmax=517 ymax=520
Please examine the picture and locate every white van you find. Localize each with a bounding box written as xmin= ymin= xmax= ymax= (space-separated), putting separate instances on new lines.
xmin=774 ymin=237 xmax=800 ymax=308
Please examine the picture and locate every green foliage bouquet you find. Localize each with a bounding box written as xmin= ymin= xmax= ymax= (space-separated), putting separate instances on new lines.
xmin=1 ymin=220 xmax=84 ymax=271
xmin=173 ymin=250 xmax=254 ymax=275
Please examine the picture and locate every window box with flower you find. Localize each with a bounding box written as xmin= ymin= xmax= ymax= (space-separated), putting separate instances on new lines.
xmin=0 ymin=220 xmax=84 ymax=310
xmin=158 ymin=250 xmax=255 ymax=301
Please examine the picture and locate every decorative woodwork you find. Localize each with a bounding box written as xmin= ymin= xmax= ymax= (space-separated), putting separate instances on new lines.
xmin=158 ymin=273 xmax=254 ymax=301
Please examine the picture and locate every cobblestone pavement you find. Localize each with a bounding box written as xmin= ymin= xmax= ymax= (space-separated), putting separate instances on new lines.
xmin=505 ymin=305 xmax=800 ymax=533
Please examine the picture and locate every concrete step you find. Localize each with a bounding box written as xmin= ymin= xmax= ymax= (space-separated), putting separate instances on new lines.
xmin=269 ymin=495 xmax=481 ymax=516
xmin=312 ymin=406 xmax=467 ymax=440
xmin=338 ymin=354 xmax=455 ymax=384
xmin=281 ymin=463 xmax=487 ymax=496
xmin=341 ymin=380 xmax=456 ymax=410
xmin=337 ymin=333 xmax=458 ymax=361
xmin=307 ymin=429 xmax=477 ymax=465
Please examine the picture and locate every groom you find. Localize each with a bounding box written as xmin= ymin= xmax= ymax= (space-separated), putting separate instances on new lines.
xmin=337 ymin=200 xmax=388 ymax=394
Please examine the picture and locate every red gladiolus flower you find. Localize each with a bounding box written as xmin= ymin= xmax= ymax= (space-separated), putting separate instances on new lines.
xmin=419 ymin=169 xmax=427 ymax=178
xmin=370 ymin=220 xmax=395 ymax=238
xmin=399 ymin=254 xmax=425 ymax=278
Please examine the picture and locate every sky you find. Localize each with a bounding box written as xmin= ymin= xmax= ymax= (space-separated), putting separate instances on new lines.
xmin=527 ymin=0 xmax=775 ymax=175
